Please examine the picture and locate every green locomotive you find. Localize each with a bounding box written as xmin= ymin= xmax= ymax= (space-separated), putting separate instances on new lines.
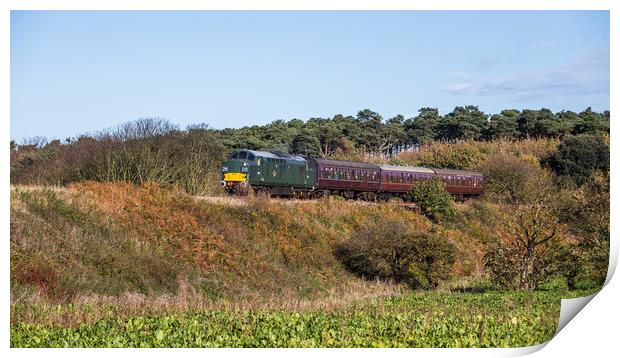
xmin=220 ymin=150 xmax=315 ymax=196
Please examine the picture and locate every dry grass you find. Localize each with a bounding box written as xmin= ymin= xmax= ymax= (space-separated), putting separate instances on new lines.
xmin=11 ymin=279 xmax=407 ymax=327
xmin=10 ymin=181 xmax=516 ymax=327
xmin=11 ymin=182 xmax=425 ymax=325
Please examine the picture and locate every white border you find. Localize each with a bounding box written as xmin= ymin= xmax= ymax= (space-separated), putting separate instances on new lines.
xmin=3 ymin=1 xmax=617 ymax=357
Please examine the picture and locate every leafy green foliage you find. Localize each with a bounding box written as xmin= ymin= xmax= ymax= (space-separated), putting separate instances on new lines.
xmin=11 ymin=290 xmax=591 ymax=348
xmin=410 ymin=177 xmax=456 ymax=221
xmin=548 ymin=134 xmax=609 ymax=185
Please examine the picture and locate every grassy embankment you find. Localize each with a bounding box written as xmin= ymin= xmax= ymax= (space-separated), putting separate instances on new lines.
xmin=10 ymin=180 xmax=593 ymax=347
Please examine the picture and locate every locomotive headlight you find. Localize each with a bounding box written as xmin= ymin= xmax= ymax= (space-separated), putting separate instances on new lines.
xmin=221 ymin=166 xmax=228 ymax=172
xmin=220 ymin=181 xmax=226 ymax=187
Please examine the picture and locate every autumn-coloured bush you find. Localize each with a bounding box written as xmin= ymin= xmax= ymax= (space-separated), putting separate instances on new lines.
xmin=480 ymin=154 xmax=551 ymax=205
xmin=395 ymin=138 xmax=559 ymax=170
xmin=11 ymin=119 xmax=226 ymax=196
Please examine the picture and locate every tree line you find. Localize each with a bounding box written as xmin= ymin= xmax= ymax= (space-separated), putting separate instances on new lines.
xmin=223 ymin=106 xmax=609 ymax=157
xmin=10 ymin=106 xmax=609 ymax=195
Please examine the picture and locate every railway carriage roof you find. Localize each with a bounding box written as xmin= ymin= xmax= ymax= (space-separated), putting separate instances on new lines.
xmin=313 ymin=158 xmax=381 ymax=170
xmin=432 ymin=168 xmax=483 ymax=177
xmin=377 ymin=165 xmax=435 ymax=174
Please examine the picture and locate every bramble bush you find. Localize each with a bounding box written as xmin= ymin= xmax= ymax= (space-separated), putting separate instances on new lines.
xmin=336 ymin=219 xmax=455 ymax=289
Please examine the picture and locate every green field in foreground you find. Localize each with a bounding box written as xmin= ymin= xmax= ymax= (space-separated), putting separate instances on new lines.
xmin=11 ymin=290 xmax=594 ymax=348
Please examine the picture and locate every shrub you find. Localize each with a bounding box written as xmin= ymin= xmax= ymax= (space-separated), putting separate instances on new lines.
xmin=410 ymin=177 xmax=456 ymax=222
xmin=336 ymin=220 xmax=455 ymax=289
xmin=483 ymin=207 xmax=566 ymax=291
xmin=557 ymin=172 xmax=610 ymax=288
xmin=548 ymin=134 xmax=609 ymax=185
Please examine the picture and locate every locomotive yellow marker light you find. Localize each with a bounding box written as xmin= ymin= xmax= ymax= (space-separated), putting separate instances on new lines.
xmin=224 ymin=172 xmax=247 ymax=182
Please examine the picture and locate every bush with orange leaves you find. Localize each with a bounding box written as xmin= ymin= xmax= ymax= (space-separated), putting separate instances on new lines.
xmin=395 ymin=138 xmax=559 ymax=170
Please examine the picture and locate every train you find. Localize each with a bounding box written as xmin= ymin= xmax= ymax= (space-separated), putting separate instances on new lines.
xmin=220 ymin=149 xmax=483 ymax=201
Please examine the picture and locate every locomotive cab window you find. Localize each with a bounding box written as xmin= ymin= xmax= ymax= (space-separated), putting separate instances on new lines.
xmin=238 ymin=151 xmax=247 ymax=160
xmin=231 ymin=152 xmax=239 ymax=159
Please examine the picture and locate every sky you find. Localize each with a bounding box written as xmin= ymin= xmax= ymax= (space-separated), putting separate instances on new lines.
xmin=11 ymin=10 xmax=610 ymax=141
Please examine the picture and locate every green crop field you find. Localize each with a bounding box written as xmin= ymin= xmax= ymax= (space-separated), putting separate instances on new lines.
xmin=11 ymin=290 xmax=593 ymax=348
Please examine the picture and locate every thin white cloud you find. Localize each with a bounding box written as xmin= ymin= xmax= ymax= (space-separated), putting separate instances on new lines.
xmin=442 ymin=49 xmax=609 ymax=103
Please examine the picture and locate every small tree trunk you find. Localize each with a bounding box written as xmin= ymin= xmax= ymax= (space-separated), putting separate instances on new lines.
xmin=520 ymin=240 xmax=535 ymax=290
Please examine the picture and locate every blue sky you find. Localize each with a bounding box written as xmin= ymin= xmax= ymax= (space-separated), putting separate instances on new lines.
xmin=11 ymin=11 xmax=609 ymax=141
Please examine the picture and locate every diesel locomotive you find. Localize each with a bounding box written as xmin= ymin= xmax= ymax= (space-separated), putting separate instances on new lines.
xmin=220 ymin=150 xmax=483 ymax=201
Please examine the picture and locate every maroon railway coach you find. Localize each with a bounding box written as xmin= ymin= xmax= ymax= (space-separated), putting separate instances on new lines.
xmin=432 ymin=168 xmax=484 ymax=197
xmin=309 ymin=158 xmax=381 ymax=199
xmin=377 ymin=164 xmax=435 ymax=193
